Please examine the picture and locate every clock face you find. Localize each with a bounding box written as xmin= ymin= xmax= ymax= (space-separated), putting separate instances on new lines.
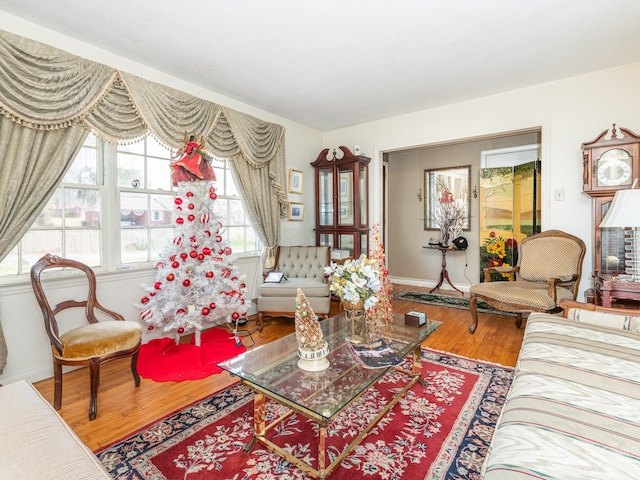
xmin=597 ymin=148 xmax=633 ymax=187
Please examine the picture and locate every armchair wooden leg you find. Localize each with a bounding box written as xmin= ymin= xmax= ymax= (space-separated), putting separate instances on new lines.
xmin=257 ymin=313 xmax=264 ymax=332
xmin=469 ymin=294 xmax=479 ymax=334
xmin=131 ymin=350 xmax=141 ymax=387
xmin=53 ymin=361 xmax=63 ymax=410
xmin=89 ymin=358 xmax=100 ymax=421
xmin=515 ymin=313 xmax=523 ymax=329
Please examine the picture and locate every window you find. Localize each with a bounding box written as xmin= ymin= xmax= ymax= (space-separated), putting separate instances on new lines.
xmin=210 ymin=158 xmax=260 ymax=253
xmin=117 ymin=137 xmax=175 ymax=265
xmin=0 ymin=133 xmax=259 ymax=278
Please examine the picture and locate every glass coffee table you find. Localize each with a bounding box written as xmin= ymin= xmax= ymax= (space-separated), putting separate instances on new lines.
xmin=218 ymin=312 xmax=440 ymax=479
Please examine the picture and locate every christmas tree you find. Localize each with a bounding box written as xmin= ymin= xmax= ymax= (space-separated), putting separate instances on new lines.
xmin=137 ymin=134 xmax=247 ymax=346
xmin=367 ymin=223 xmax=393 ymax=324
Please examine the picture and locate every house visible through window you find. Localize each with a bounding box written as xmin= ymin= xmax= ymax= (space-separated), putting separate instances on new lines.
xmin=0 ymin=133 xmax=259 ymax=278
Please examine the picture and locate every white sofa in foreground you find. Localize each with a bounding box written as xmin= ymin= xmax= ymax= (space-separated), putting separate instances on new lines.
xmin=482 ymin=300 xmax=640 ymax=479
xmin=0 ymin=380 xmax=111 ymax=479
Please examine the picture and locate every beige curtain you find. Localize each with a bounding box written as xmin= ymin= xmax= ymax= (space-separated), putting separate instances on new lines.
xmin=0 ymin=29 xmax=289 ymax=374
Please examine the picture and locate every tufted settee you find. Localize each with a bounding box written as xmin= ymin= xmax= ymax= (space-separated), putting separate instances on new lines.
xmin=257 ymin=246 xmax=331 ymax=331
xmin=481 ymin=300 xmax=640 ymax=479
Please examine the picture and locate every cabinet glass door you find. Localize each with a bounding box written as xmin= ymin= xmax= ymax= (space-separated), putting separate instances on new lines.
xmin=339 ymin=233 xmax=355 ymax=257
xmin=318 ymin=233 xmax=334 ymax=249
xmin=359 ymin=164 xmax=367 ymax=227
xmin=319 ymin=168 xmax=333 ymax=226
xmin=338 ymin=166 xmax=354 ymax=226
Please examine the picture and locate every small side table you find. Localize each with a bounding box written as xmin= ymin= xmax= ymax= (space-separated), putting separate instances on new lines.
xmin=594 ymin=271 xmax=640 ymax=308
xmin=423 ymin=245 xmax=466 ymax=295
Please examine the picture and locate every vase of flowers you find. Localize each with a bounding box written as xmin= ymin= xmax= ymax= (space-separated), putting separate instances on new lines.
xmin=325 ymin=255 xmax=381 ymax=343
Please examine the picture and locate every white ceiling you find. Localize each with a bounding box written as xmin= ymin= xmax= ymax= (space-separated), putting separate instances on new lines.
xmin=2 ymin=1 xmax=640 ymax=131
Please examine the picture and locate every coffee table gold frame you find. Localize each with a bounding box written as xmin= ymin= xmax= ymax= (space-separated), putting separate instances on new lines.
xmin=242 ymin=346 xmax=425 ymax=479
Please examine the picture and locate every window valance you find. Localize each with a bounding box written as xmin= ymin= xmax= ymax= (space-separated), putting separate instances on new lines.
xmin=0 ymin=29 xmax=288 ymax=211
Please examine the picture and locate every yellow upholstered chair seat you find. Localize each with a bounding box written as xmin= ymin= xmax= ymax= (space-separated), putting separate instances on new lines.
xmin=57 ymin=322 xmax=142 ymax=360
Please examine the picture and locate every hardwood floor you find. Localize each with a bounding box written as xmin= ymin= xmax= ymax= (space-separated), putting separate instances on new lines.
xmin=33 ymin=285 xmax=525 ymax=452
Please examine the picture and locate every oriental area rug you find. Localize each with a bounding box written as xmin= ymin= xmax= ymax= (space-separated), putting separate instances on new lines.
xmin=392 ymin=290 xmax=516 ymax=317
xmin=96 ymin=350 xmax=514 ymax=479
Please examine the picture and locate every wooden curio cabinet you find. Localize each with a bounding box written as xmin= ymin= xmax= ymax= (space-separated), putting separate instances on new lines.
xmin=582 ymin=124 xmax=640 ymax=273
xmin=311 ymin=146 xmax=370 ymax=259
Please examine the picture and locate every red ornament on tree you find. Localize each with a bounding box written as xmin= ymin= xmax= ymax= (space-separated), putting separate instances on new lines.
xmin=172 ymin=261 xmax=180 ymax=268
xmin=176 ymin=217 xmax=184 ymax=225
xmin=177 ymin=309 xmax=185 ymax=315
xmin=188 ymin=214 xmax=195 ymax=222
xmin=154 ymin=282 xmax=162 ymax=290
xmin=141 ymin=296 xmax=149 ymax=304
xmin=210 ymin=193 xmax=217 ymax=200
xmin=167 ymin=273 xmax=175 ymax=281
xmin=206 ymin=271 xmax=214 ymax=278
xmin=180 ymin=252 xmax=188 ymax=260
xmin=201 ymin=307 xmax=210 ymax=315
xmin=209 ymin=302 xmax=216 ymax=309
xmin=225 ymin=247 xmax=232 ymax=255
xmin=186 ymin=191 xmax=194 ymax=197
xmin=189 ymin=250 xmax=197 ymax=258
xmin=174 ymin=198 xmax=183 ymax=205
xmin=178 ymin=327 xmax=185 ymax=334
xmin=197 ymin=253 xmax=205 ymax=261
xmin=147 ymin=325 xmax=154 ymax=331
xmin=183 ymin=279 xmax=191 ymax=287
xmin=202 ymin=247 xmax=211 ymax=255
xmin=232 ymin=312 xmax=240 ymax=320
xmin=188 ymin=203 xmax=195 ymax=210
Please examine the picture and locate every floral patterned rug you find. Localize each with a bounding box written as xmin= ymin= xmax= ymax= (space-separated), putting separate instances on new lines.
xmin=96 ymin=349 xmax=513 ymax=479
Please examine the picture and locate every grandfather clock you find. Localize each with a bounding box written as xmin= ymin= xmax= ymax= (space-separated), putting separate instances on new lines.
xmin=582 ymin=124 xmax=640 ymax=274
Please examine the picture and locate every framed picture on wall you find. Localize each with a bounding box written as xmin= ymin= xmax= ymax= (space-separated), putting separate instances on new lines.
xmin=288 ymin=169 xmax=303 ymax=194
xmin=287 ymin=202 xmax=304 ymax=221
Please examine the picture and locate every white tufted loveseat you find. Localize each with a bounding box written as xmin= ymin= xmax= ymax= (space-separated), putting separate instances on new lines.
xmin=257 ymin=246 xmax=331 ymax=331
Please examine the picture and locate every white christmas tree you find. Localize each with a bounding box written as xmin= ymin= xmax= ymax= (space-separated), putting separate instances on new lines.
xmin=136 ymin=139 xmax=247 ymax=346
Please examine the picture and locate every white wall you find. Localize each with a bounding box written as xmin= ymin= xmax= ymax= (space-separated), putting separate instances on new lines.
xmin=323 ymin=62 xmax=640 ymax=297
xmin=0 ymin=15 xmax=323 ymax=384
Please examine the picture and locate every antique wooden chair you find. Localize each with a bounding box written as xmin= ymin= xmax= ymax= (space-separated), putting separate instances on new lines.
xmin=30 ymin=253 xmax=143 ymax=420
xmin=469 ymin=230 xmax=586 ymax=334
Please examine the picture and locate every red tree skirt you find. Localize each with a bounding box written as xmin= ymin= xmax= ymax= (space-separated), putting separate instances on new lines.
xmin=137 ymin=328 xmax=245 ymax=382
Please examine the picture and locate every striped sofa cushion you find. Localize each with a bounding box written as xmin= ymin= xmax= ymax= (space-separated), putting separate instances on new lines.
xmin=482 ymin=313 xmax=640 ymax=479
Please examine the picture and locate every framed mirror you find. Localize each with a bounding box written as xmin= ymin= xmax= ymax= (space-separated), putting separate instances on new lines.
xmin=424 ymin=165 xmax=471 ymax=231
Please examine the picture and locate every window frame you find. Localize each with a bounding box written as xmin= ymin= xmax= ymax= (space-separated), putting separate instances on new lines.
xmin=0 ymin=134 xmax=260 ymax=283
